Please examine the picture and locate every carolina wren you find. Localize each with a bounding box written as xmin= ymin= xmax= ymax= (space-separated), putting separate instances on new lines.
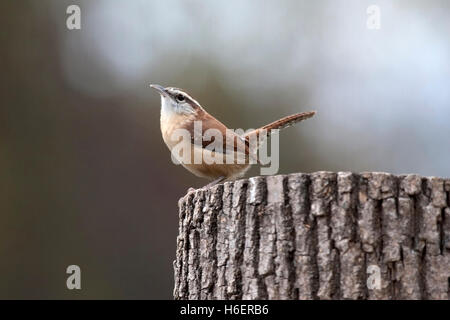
xmin=150 ymin=84 xmax=315 ymax=187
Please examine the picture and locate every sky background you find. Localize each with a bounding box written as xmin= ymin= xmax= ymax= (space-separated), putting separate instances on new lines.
xmin=1 ymin=0 xmax=449 ymax=299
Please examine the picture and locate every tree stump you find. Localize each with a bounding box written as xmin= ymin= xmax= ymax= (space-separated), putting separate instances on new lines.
xmin=173 ymin=172 xmax=450 ymax=300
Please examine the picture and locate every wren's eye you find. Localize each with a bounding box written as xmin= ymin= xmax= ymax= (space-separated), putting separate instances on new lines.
xmin=176 ymin=94 xmax=185 ymax=102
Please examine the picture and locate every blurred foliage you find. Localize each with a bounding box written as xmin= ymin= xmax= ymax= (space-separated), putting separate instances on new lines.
xmin=0 ymin=0 xmax=449 ymax=298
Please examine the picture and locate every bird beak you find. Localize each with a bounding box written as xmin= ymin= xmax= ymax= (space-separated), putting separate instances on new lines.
xmin=149 ymin=84 xmax=168 ymax=97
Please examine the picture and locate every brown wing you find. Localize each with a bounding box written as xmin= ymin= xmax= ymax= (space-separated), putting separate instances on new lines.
xmin=182 ymin=111 xmax=250 ymax=156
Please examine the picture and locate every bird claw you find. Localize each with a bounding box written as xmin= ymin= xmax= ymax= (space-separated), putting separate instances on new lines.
xmin=187 ymin=187 xmax=196 ymax=193
xmin=185 ymin=180 xmax=222 ymax=197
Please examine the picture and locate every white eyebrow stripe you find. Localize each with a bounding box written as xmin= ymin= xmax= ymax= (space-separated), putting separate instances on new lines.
xmin=186 ymin=95 xmax=201 ymax=108
xmin=171 ymin=89 xmax=202 ymax=108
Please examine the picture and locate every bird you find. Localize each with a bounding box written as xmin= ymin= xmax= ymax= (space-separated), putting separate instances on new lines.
xmin=150 ymin=84 xmax=315 ymax=189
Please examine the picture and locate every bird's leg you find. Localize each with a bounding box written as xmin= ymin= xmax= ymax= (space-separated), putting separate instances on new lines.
xmin=203 ymin=176 xmax=226 ymax=189
xmin=185 ymin=176 xmax=226 ymax=195
xmin=186 ymin=187 xmax=196 ymax=193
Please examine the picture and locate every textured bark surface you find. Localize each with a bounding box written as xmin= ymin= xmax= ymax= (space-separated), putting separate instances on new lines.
xmin=174 ymin=172 xmax=450 ymax=300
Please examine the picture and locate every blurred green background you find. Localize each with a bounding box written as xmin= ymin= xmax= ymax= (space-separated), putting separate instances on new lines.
xmin=1 ymin=0 xmax=449 ymax=299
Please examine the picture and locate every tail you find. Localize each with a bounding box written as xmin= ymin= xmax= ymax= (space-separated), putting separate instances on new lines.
xmin=244 ymin=111 xmax=316 ymax=140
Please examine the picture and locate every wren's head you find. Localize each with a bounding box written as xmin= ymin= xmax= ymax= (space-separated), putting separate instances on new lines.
xmin=150 ymin=84 xmax=203 ymax=116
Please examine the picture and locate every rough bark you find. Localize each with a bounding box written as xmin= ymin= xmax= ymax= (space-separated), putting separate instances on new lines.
xmin=173 ymin=172 xmax=450 ymax=300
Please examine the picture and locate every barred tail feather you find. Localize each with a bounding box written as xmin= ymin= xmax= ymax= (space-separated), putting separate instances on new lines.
xmin=244 ymin=111 xmax=316 ymax=140
xmin=261 ymin=111 xmax=316 ymax=131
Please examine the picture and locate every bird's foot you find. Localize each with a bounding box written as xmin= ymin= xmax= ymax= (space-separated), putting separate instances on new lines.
xmin=203 ymin=176 xmax=226 ymax=189
xmin=187 ymin=187 xmax=196 ymax=193
xmin=184 ymin=177 xmax=226 ymax=197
